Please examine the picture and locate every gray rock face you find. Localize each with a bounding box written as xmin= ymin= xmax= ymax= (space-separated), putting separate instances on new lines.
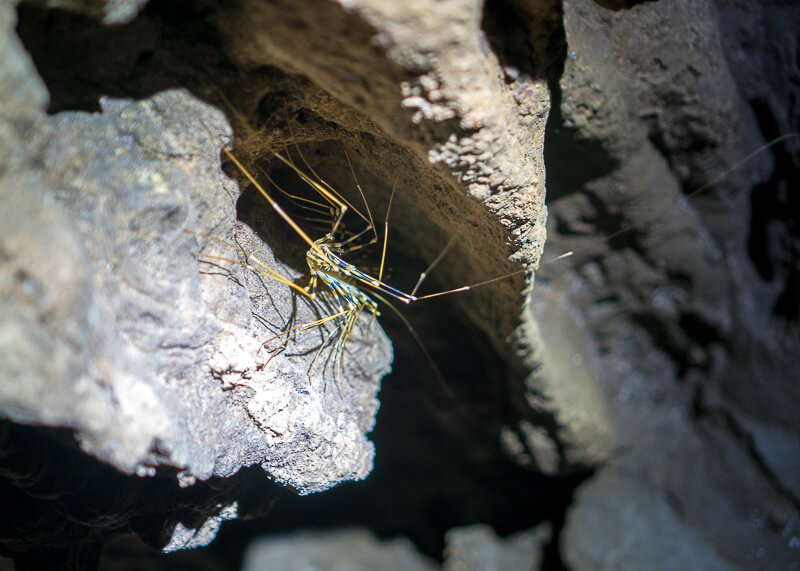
xmin=242 ymin=529 xmax=437 ymax=571
xmin=563 ymin=470 xmax=738 ymax=571
xmin=41 ymin=0 xmax=147 ymax=24
xmin=544 ymin=0 xmax=800 ymax=568
xmin=443 ymin=523 xmax=552 ymax=571
xmin=2 ymin=86 xmax=390 ymax=494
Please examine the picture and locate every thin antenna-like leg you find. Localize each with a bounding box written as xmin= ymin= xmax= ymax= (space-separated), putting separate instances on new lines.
xmin=343 ymin=148 xmax=378 ymax=244
xmin=379 ymin=181 xmax=398 ymax=283
xmin=410 ymin=230 xmax=462 ymax=297
xmin=415 ymin=268 xmax=529 ymax=300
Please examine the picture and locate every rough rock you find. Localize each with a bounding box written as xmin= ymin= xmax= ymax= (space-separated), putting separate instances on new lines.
xmin=241 ymin=529 xmax=437 ymax=571
xmin=563 ymin=470 xmax=737 ymax=571
xmin=443 ymin=523 xmax=551 ymax=571
xmin=2 ymin=85 xmax=390 ymax=493
xmin=162 ymin=502 xmax=239 ymax=553
xmin=544 ymin=0 xmax=800 ymax=567
xmin=42 ymin=0 xmax=147 ymax=24
xmin=239 ymin=523 xmax=552 ymax=571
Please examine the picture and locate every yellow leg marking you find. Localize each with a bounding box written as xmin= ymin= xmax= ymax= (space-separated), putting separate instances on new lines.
xmin=186 ymin=230 xmax=312 ymax=300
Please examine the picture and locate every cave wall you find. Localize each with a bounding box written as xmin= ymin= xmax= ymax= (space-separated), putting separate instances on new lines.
xmin=0 ymin=0 xmax=798 ymax=568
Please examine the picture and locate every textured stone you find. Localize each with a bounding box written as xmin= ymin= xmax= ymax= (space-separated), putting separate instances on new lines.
xmin=443 ymin=523 xmax=551 ymax=571
xmin=242 ymin=529 xmax=437 ymax=571
xmin=545 ymin=0 xmax=800 ymax=567
xmin=2 ymin=88 xmax=390 ymax=493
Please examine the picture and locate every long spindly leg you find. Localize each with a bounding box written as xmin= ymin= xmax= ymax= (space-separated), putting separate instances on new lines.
xmin=378 ymin=181 xmax=397 ymax=284
xmin=257 ymin=165 xmax=334 ymax=219
xmin=271 ymin=149 xmax=352 ymax=239
xmin=200 ymin=120 xmax=328 ymax=265
xmin=315 ymin=324 xmax=346 ymax=396
xmin=334 ymin=302 xmax=368 ymax=391
xmin=306 ymin=302 xmax=362 ymax=394
xmin=189 ymin=230 xmax=313 ymax=300
xmin=288 ymin=140 xmax=379 ymax=247
xmin=187 ymin=228 xmax=351 ymax=371
xmin=258 ymin=307 xmax=352 ymax=367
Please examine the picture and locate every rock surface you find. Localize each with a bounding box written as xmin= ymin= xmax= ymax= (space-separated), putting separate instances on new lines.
xmin=239 ymin=523 xmax=551 ymax=571
xmin=242 ymin=529 xmax=437 ymax=571
xmin=2 ymin=84 xmax=390 ymax=494
xmin=542 ymin=0 xmax=800 ymax=568
xmin=443 ymin=523 xmax=551 ymax=571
